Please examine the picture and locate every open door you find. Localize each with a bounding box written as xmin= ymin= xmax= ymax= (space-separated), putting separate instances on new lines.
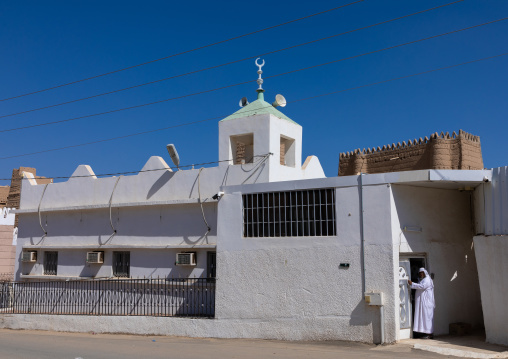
xmin=399 ymin=256 xmax=427 ymax=339
xmin=399 ymin=259 xmax=411 ymax=339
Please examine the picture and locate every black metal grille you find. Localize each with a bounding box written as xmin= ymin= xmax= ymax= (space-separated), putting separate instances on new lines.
xmin=242 ymin=188 xmax=336 ymax=237
xmin=0 ymin=278 xmax=215 ymax=317
xmin=113 ymin=251 xmax=130 ymax=278
xmin=43 ymin=252 xmax=58 ymax=275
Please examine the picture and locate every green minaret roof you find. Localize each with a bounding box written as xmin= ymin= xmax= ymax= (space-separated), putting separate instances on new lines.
xmin=221 ymin=95 xmax=299 ymax=125
xmin=222 ymin=58 xmax=298 ymax=125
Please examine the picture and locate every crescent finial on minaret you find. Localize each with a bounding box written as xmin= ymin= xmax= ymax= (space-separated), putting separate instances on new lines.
xmin=255 ymin=58 xmax=265 ymax=94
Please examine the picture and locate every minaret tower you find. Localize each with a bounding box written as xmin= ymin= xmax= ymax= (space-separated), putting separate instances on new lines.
xmin=218 ymin=59 xmax=303 ymax=182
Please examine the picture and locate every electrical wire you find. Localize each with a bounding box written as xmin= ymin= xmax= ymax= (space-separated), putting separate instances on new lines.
xmin=0 ymin=154 xmax=272 ymax=181
xmin=263 ymin=17 xmax=508 ymax=82
xmin=108 ymin=176 xmax=121 ymax=234
xmin=37 ymin=183 xmax=49 ymax=243
xmin=197 ymin=167 xmax=211 ymax=237
xmin=0 ymin=0 xmax=465 ymax=120
xmin=0 ymin=1 xmax=364 ymax=103
xmin=289 ymin=52 xmax=508 ymax=104
xmin=242 ymin=154 xmax=272 ymax=184
xmin=1 ymin=16 xmax=505 ymax=134
xmin=0 ymin=51 xmax=505 ymax=162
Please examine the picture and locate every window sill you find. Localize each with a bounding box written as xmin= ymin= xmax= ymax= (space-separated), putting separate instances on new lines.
xmin=20 ymin=274 xmax=95 ymax=281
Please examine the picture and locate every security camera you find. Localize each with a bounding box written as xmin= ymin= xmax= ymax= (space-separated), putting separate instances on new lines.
xmin=483 ymin=176 xmax=490 ymax=183
xmin=212 ymin=191 xmax=224 ymax=200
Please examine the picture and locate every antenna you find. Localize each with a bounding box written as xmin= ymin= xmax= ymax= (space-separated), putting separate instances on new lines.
xmin=166 ymin=144 xmax=180 ymax=170
xmin=239 ymin=97 xmax=249 ymax=107
xmin=272 ymin=94 xmax=287 ymax=108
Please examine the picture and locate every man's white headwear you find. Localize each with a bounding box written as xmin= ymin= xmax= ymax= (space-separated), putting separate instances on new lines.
xmin=418 ymin=268 xmax=435 ymax=308
xmin=419 ymin=267 xmax=434 ymax=285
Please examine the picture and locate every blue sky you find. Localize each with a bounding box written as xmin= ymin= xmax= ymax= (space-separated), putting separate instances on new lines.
xmin=0 ymin=0 xmax=506 ymax=183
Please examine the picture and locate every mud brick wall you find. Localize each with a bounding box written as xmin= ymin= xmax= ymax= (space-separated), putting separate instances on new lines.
xmin=0 ymin=186 xmax=9 ymax=208
xmin=0 ymin=223 xmax=15 ymax=275
xmin=280 ymin=142 xmax=286 ymax=165
xmin=235 ymin=142 xmax=246 ymax=165
xmin=6 ymin=167 xmax=37 ymax=209
xmin=338 ymin=130 xmax=483 ymax=176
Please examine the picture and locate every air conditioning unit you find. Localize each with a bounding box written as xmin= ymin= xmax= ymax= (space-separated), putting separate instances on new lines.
xmin=21 ymin=251 xmax=37 ymax=263
xmin=86 ymin=251 xmax=104 ymax=264
xmin=176 ymin=252 xmax=196 ymax=266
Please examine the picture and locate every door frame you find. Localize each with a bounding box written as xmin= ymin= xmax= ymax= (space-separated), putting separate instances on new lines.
xmin=399 ymin=253 xmax=428 ymax=339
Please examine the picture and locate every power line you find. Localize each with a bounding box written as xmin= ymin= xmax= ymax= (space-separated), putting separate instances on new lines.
xmin=0 ymin=154 xmax=273 ymax=182
xmin=290 ymin=52 xmax=508 ymax=103
xmin=1 ymin=16 xmax=505 ymax=134
xmin=0 ymin=0 xmax=466 ymax=120
xmin=0 ymin=1 xmax=364 ymax=103
xmin=0 ymin=51 xmax=505 ymax=161
xmin=264 ymin=17 xmax=508 ymax=81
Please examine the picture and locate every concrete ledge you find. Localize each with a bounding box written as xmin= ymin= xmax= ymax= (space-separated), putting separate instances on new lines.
xmin=22 ymin=244 xmax=217 ymax=250
xmin=14 ymin=198 xmax=216 ymax=214
xmin=403 ymin=338 xmax=508 ymax=358
xmin=0 ymin=314 xmax=378 ymax=343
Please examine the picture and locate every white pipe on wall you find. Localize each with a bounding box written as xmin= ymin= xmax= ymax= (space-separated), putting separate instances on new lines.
xmin=380 ymin=305 xmax=385 ymax=344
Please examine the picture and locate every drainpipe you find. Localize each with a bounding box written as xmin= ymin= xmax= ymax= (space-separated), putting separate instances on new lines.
xmin=380 ymin=305 xmax=385 ymax=344
xmin=360 ymin=173 xmax=385 ymax=344
xmin=359 ymin=173 xmax=366 ymax=296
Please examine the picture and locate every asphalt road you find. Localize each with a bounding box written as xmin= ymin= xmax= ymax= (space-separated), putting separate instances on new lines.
xmin=0 ymin=329 xmax=451 ymax=359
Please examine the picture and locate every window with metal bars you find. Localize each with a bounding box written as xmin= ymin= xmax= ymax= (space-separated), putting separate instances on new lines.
xmin=43 ymin=251 xmax=58 ymax=275
xmin=113 ymin=251 xmax=130 ymax=278
xmin=242 ymin=188 xmax=336 ymax=237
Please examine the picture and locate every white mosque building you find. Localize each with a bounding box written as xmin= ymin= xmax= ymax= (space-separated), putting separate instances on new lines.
xmin=5 ymin=60 xmax=508 ymax=346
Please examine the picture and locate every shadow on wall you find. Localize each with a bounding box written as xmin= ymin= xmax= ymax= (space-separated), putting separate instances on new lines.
xmin=126 ymin=249 xmax=206 ymax=278
xmin=80 ymin=262 xmax=102 ymax=278
xmin=349 ymin=300 xmax=379 ymax=343
xmin=182 ymin=233 xmax=209 ymax=245
xmin=147 ymin=171 xmax=175 ymax=200
xmin=392 ymin=185 xmax=483 ymax=333
xmin=28 ymin=205 xmax=218 ymax=239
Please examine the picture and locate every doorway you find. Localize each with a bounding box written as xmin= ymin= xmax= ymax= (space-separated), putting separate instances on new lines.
xmin=207 ymin=252 xmax=216 ymax=279
xmin=399 ymin=255 xmax=427 ymax=339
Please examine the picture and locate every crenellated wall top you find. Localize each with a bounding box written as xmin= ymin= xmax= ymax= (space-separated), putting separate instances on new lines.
xmin=340 ymin=129 xmax=480 ymax=159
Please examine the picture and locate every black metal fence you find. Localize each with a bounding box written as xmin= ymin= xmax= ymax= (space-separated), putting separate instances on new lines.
xmin=0 ymin=278 xmax=215 ymax=318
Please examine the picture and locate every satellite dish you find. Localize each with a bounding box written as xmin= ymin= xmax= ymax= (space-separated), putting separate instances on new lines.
xmin=272 ymin=94 xmax=287 ymax=108
xmin=166 ymin=144 xmax=180 ymax=170
xmin=239 ymin=97 xmax=249 ymax=107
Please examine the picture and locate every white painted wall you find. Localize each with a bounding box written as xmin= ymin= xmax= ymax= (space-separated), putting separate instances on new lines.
xmin=10 ymin=156 xmax=492 ymax=343
xmin=473 ymin=235 xmax=508 ymax=346
xmin=218 ymin=113 xmax=323 ymax=182
xmin=391 ymin=185 xmax=483 ymax=336
xmin=215 ymin=179 xmax=397 ymax=343
xmin=0 ymin=208 xmax=15 ymax=226
xmin=16 ymin=203 xmax=217 ymax=279
xmin=219 ymin=114 xmax=302 ymax=168
xmin=471 ymin=166 xmax=508 ymax=345
xmin=15 ymin=105 xmax=325 ymax=281
xmin=475 ymin=167 xmax=508 ymax=236
xmin=19 ymin=157 xmax=268 ymax=211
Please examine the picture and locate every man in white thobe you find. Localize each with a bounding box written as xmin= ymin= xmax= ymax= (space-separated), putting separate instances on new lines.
xmin=408 ymin=268 xmax=435 ymax=338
